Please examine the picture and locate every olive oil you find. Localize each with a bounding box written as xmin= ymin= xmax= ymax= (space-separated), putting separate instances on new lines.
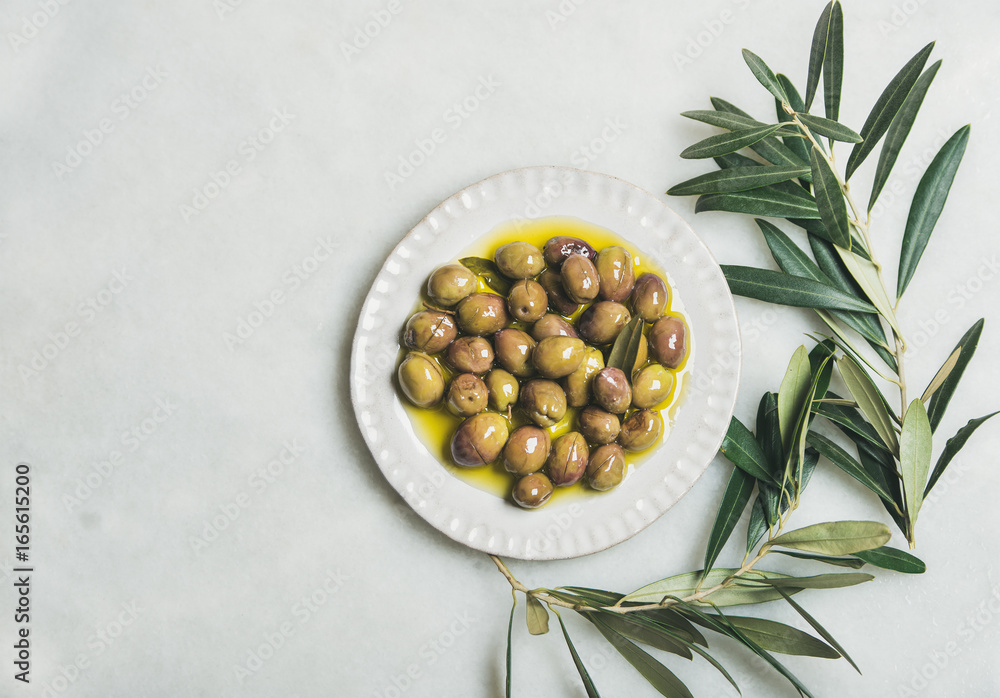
xmin=400 ymin=215 xmax=692 ymax=503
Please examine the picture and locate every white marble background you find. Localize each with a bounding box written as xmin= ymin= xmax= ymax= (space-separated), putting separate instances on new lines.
xmin=1 ymin=0 xmax=998 ymax=696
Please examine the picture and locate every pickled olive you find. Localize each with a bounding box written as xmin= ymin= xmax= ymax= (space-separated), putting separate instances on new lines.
xmin=502 ymin=425 xmax=552 ymax=476
xmin=446 ymin=336 xmax=494 ymax=374
xmin=560 ymin=254 xmax=600 ymax=304
xmin=532 ymin=336 xmax=586 ymax=379
xmin=456 ymin=292 xmax=510 ymax=336
xmin=547 ymin=432 xmax=589 ymax=487
xmin=495 ymin=241 xmax=545 ymax=279
xmin=563 ymin=346 xmax=604 ymax=407
xmin=397 ymin=352 xmax=445 ymax=408
xmin=632 ymin=273 xmax=669 ymax=321
xmin=592 ymin=367 xmax=632 ymax=414
xmin=403 ymin=310 xmax=458 ymax=354
xmin=631 ymin=364 xmax=674 ymax=409
xmin=587 ymin=444 xmax=626 ymax=491
xmin=507 ymin=279 xmax=548 ymax=323
xmin=618 ymin=409 xmax=664 ymax=452
xmin=485 ymin=369 xmax=519 ymax=412
xmin=451 ymin=412 xmax=510 ymax=466
xmin=577 ymin=405 xmax=621 ymax=445
xmin=426 ymin=263 xmax=477 ymax=307
xmin=542 ymin=236 xmax=597 ymax=267
xmin=531 ymin=313 xmax=578 ymax=341
xmin=537 ymin=268 xmax=580 ymax=316
xmin=445 ymin=373 xmax=489 ymax=418
xmin=577 ymin=301 xmax=631 ymax=345
xmin=648 ymin=315 xmax=689 ymax=368
xmin=595 ymin=246 xmax=635 ymax=302
xmin=519 ymin=379 xmax=568 ymax=427
xmin=512 ymin=472 xmax=554 ymax=509
xmin=493 ymin=328 xmax=536 ymax=378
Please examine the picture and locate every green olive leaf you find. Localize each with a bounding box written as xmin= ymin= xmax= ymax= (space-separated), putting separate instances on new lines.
xmin=668 ymin=166 xmax=811 ymax=196
xmin=774 ymin=587 xmax=861 ymax=673
xmin=823 ymin=1 xmax=844 ymax=122
xmin=742 ymin=49 xmax=789 ymax=104
xmin=607 ymin=315 xmax=643 ymax=372
xmin=846 ymin=41 xmax=935 ymax=180
xmin=809 ymin=146 xmax=851 ymax=249
xmin=927 ymin=318 xmax=984 ymax=432
xmin=696 ymin=188 xmax=820 ymax=219
xmin=924 ymin=411 xmax=999 ymax=498
xmin=813 ymin=400 xmax=885 ymax=451
xmin=837 ymin=356 xmax=899 ymax=455
xmin=710 ymin=97 xmax=811 ymax=172
xmin=721 ymin=417 xmax=781 ymax=485
xmin=505 ymin=594 xmax=516 ymax=698
xmin=807 ymin=432 xmax=895 ymax=504
xmin=777 ymin=346 xmax=812 ymax=454
xmin=771 ymin=550 xmax=867 ymax=569
xmin=796 ymin=114 xmax=862 ymax=143
xmin=854 ymin=546 xmax=926 ymax=574
xmin=898 ymin=125 xmax=971 ymax=299
xmin=593 ymin=613 xmax=693 ymax=660
xmin=756 ymin=391 xmax=783 ymax=473
xmin=920 ymin=347 xmax=961 ymax=403
xmin=723 ymin=616 xmax=840 ymax=658
xmin=591 ymin=616 xmax=694 ymax=698
xmin=721 ymin=265 xmax=877 ymax=313
xmin=459 ymin=256 xmax=511 ymax=295
xmin=682 ymin=109 xmax=763 ymax=131
xmin=556 ymin=613 xmax=603 ymax=698
xmin=764 ymin=520 xmax=891 ymax=556
xmin=776 ymin=74 xmax=812 ymax=164
xmin=747 ymin=496 xmax=770 ymax=554
xmin=681 ymin=124 xmax=785 ymax=160
xmin=805 ymin=1 xmax=835 ymax=111
xmin=525 ymin=595 xmax=550 ymax=635
xmin=704 ymin=466 xmax=756 ymax=577
xmin=868 ymin=59 xmax=941 ymax=210
xmin=622 ymin=568 xmax=798 ymax=607
xmin=899 ymin=398 xmax=932 ymax=535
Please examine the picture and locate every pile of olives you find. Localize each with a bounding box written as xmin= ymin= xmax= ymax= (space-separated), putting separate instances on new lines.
xmin=397 ymin=235 xmax=688 ymax=509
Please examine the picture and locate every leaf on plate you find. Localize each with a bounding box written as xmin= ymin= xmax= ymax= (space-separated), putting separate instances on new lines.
xmin=459 ymin=256 xmax=511 ymax=295
xmin=607 ymin=315 xmax=643 ymax=372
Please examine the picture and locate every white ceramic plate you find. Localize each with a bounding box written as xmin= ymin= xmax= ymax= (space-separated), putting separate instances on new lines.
xmin=350 ymin=167 xmax=740 ymax=560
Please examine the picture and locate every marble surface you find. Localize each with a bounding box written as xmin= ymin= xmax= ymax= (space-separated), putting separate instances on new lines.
xmin=1 ymin=1 xmax=998 ymax=696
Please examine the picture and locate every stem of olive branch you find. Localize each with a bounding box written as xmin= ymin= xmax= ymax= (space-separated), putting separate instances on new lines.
xmin=489 ymin=507 xmax=792 ymax=615
xmin=790 ymin=111 xmax=917 ymax=545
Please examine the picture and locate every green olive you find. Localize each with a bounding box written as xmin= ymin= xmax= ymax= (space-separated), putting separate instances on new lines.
xmin=495 ymin=241 xmax=545 ymax=279
xmin=450 ymin=412 xmax=510 ymax=467
xmin=587 ymin=444 xmax=626 ymax=491
xmin=595 ymin=246 xmax=635 ymax=302
xmin=593 ymin=367 xmax=632 ymax=414
xmin=456 ymin=293 xmax=510 ymax=336
xmin=532 ymin=336 xmax=586 ymax=379
xmin=512 ymin=472 xmax=554 ymax=509
xmin=426 ymin=263 xmax=478 ymax=307
xmin=531 ymin=313 xmax=579 ymax=341
xmin=547 ymin=432 xmax=589 ymax=487
xmin=578 ymin=405 xmax=621 ymax=445
xmin=537 ymin=268 xmax=579 ymax=316
xmin=494 ymin=328 xmax=537 ymax=378
xmin=563 ymin=346 xmax=604 ymax=407
xmin=507 ymin=279 xmax=548 ymax=323
xmin=577 ymin=301 xmax=631 ymax=345
xmin=403 ymin=310 xmax=458 ymax=354
xmin=397 ymin=352 xmax=445 ymax=408
xmin=519 ymin=379 xmax=568 ymax=427
xmin=446 ymin=336 xmax=494 ymax=374
xmin=560 ymin=254 xmax=600 ymax=304
xmin=543 ymin=236 xmax=596 ymax=267
xmin=485 ymin=369 xmax=519 ymax=412
xmin=618 ymin=409 xmax=663 ymax=452
xmin=503 ymin=425 xmax=551 ymax=476
xmin=445 ymin=373 xmax=488 ymax=417
xmin=648 ymin=315 xmax=688 ymax=368
xmin=631 ymin=273 xmax=669 ymax=321
xmin=631 ymin=364 xmax=674 ymax=409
